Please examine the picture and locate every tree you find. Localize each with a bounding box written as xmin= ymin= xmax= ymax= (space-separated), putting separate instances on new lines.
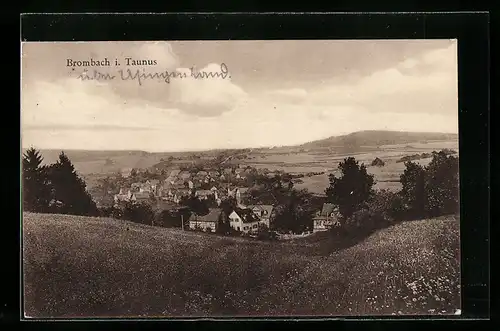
xmin=399 ymin=150 xmax=459 ymax=219
xmin=179 ymin=193 xmax=209 ymax=216
xmin=154 ymin=209 xmax=182 ymax=228
xmin=123 ymin=201 xmax=154 ymax=225
xmin=424 ymin=151 xmax=459 ymax=217
xmin=22 ymin=148 xmax=50 ymax=212
xmin=273 ymin=189 xmax=315 ymax=234
xmin=47 ymin=152 xmax=98 ymax=216
xmin=325 ymin=157 xmax=375 ymax=220
xmin=399 ymin=161 xmax=426 ymax=219
xmin=217 ymin=197 xmax=237 ymax=234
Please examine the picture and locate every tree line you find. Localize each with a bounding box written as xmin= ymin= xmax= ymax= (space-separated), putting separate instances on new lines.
xmin=22 ymin=148 xmax=98 ymax=216
xmin=23 ymin=147 xmax=459 ymax=240
xmin=325 ymin=150 xmax=459 ymax=236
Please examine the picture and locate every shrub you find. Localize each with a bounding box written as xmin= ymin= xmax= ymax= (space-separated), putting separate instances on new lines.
xmin=341 ymin=189 xmax=405 ymax=236
xmin=399 ymin=150 xmax=459 ymax=219
xmin=123 ymin=202 xmax=154 ymax=225
xmin=255 ymin=223 xmax=277 ymax=241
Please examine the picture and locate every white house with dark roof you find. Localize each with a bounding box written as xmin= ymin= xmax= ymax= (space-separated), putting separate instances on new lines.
xmin=228 ymin=208 xmax=261 ymax=233
xmin=313 ymin=203 xmax=341 ymax=232
xmin=188 ymin=208 xmax=222 ymax=233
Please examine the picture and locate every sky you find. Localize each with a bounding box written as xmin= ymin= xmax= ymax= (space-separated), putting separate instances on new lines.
xmin=21 ymin=40 xmax=458 ymax=152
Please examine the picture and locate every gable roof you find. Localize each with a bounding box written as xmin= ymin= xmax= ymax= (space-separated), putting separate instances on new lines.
xmin=175 ymin=188 xmax=192 ymax=195
xmin=248 ymin=204 xmax=274 ymax=216
xmin=238 ymin=187 xmax=250 ymax=194
xmin=197 ymin=189 xmax=212 ymax=194
xmin=189 ymin=208 xmax=221 ymax=223
xmin=320 ymin=203 xmax=336 ymax=217
xmin=232 ymin=208 xmax=260 ymax=223
xmin=169 ymin=169 xmax=181 ymax=177
xmin=178 ymin=171 xmax=191 ymax=178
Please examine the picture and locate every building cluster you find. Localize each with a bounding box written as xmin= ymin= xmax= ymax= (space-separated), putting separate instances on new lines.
xmin=188 ymin=202 xmax=340 ymax=235
xmin=187 ymin=204 xmax=274 ymax=235
xmin=113 ymin=167 xmax=341 ymax=235
xmin=113 ymin=168 xmax=253 ymax=206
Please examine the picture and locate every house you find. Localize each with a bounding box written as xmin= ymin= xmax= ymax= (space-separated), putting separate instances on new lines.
xmin=223 ymin=168 xmax=233 ymax=175
xmin=173 ymin=188 xmax=192 ymax=204
xmin=234 ymin=168 xmax=244 ymax=178
xmin=228 ymin=208 xmax=261 ymax=233
xmin=114 ymin=188 xmax=132 ymax=202
xmin=132 ymin=192 xmax=150 ymax=203
xmin=196 ymin=170 xmax=208 ymax=178
xmin=130 ymin=182 xmax=142 ymax=192
xmin=371 ymin=157 xmax=385 ymax=167
xmin=247 ymin=205 xmax=274 ymax=227
xmin=149 ymin=179 xmax=160 ymax=186
xmin=169 ymin=169 xmax=181 ymax=178
xmin=227 ymin=187 xmax=250 ymax=205
xmin=313 ymin=203 xmax=341 ymax=232
xmin=178 ymin=171 xmax=191 ymax=180
xmin=208 ymin=170 xmax=219 ymax=177
xmin=120 ymin=168 xmax=133 ymax=178
xmin=188 ymin=208 xmax=222 ymax=233
xmin=195 ymin=189 xmax=213 ymax=200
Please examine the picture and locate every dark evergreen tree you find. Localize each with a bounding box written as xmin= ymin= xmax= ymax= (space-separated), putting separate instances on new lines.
xmin=22 ymin=148 xmax=50 ymax=212
xmin=47 ymin=152 xmax=98 ymax=216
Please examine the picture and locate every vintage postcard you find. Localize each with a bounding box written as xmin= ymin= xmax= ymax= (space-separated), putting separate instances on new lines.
xmin=21 ymin=40 xmax=460 ymax=318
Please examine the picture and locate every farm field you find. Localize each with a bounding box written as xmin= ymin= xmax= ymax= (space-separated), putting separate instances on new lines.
xmin=29 ymin=138 xmax=458 ymax=196
xmin=23 ymin=212 xmax=460 ymax=318
xmin=293 ymin=141 xmax=458 ymax=195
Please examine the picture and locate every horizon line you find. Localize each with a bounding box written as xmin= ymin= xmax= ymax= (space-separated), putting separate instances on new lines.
xmin=21 ymin=129 xmax=459 ymax=154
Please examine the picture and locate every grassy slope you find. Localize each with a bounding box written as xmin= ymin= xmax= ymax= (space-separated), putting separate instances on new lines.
xmin=23 ymin=213 xmax=460 ymax=318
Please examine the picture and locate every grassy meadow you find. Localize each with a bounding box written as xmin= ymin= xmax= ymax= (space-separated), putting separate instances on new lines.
xmin=23 ymin=212 xmax=460 ymax=318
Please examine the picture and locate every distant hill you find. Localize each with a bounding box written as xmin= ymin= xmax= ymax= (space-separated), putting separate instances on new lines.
xmin=298 ymin=131 xmax=458 ymax=150
xmin=21 ymin=131 xmax=459 ymax=174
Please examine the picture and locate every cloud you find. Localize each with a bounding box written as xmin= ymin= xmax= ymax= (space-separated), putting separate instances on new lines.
xmin=21 ymin=41 xmax=459 ymax=152
xmin=169 ymin=63 xmax=248 ymax=117
xmin=303 ymin=42 xmax=458 ymax=116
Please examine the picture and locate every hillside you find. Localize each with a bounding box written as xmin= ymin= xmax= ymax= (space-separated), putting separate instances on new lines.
xmin=23 ymin=212 xmax=460 ymax=317
xmin=299 ymin=131 xmax=458 ymax=150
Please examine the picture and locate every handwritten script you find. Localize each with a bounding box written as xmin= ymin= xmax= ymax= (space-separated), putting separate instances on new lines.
xmin=76 ymin=63 xmax=230 ymax=86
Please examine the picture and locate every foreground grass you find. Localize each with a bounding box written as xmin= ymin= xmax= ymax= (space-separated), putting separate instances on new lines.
xmin=23 ymin=212 xmax=460 ymax=318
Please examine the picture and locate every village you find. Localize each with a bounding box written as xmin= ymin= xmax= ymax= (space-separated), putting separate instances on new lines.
xmin=99 ymin=164 xmax=341 ymax=237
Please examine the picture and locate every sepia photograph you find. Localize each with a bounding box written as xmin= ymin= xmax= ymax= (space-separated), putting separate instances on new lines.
xmin=21 ymin=40 xmax=460 ymax=318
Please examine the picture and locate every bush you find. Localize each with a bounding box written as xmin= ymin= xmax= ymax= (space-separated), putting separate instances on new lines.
xmin=399 ymin=150 xmax=459 ymax=219
xmin=123 ymin=202 xmax=154 ymax=225
xmin=255 ymin=223 xmax=277 ymax=241
xmin=341 ymin=189 xmax=405 ymax=236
